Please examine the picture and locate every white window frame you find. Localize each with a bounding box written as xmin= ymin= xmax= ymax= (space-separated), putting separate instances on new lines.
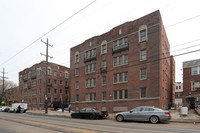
xmin=101 ymin=40 xmax=107 ymax=54
xmin=75 ymin=51 xmax=79 ymax=63
xmin=140 ymin=68 xmax=147 ymax=80
xmin=140 ymin=87 xmax=147 ymax=98
xmin=140 ymin=49 xmax=147 ymax=61
xmin=139 ymin=25 xmax=148 ymax=43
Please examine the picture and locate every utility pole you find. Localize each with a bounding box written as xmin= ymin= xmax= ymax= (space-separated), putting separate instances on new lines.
xmin=41 ymin=38 xmax=53 ymax=114
xmin=0 ymin=68 xmax=8 ymax=101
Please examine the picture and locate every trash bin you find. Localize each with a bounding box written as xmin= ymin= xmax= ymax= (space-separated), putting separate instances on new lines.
xmin=180 ymin=107 xmax=188 ymax=116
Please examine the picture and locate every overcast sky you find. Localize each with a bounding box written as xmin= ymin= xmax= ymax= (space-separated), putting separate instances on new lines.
xmin=1 ymin=0 xmax=200 ymax=84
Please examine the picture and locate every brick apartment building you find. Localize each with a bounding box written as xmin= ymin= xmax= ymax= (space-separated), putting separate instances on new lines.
xmin=70 ymin=10 xmax=175 ymax=112
xmin=19 ymin=61 xmax=70 ymax=110
xmin=183 ymin=59 xmax=200 ymax=109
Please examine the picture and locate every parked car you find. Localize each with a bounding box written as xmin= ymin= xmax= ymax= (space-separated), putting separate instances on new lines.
xmin=71 ymin=107 xmax=108 ymax=119
xmin=0 ymin=106 xmax=10 ymax=112
xmin=115 ymin=106 xmax=171 ymax=124
xmin=9 ymin=103 xmax=28 ymax=113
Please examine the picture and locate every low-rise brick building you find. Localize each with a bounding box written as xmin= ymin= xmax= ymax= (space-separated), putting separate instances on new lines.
xmin=19 ymin=61 xmax=70 ymax=110
xmin=175 ymin=82 xmax=183 ymax=107
xmin=183 ymin=59 xmax=200 ymax=109
xmin=70 ymin=10 xmax=175 ymax=112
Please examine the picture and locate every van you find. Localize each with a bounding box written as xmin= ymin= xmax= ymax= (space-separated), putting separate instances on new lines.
xmin=9 ymin=103 xmax=28 ymax=113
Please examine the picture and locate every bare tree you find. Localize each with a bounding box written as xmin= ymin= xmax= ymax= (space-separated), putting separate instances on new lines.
xmin=0 ymin=80 xmax=17 ymax=93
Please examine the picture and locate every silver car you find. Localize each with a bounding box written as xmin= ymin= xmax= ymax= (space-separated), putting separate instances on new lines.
xmin=115 ymin=106 xmax=171 ymax=124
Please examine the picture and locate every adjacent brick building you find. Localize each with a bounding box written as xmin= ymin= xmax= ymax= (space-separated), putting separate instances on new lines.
xmin=183 ymin=59 xmax=200 ymax=109
xmin=70 ymin=10 xmax=175 ymax=112
xmin=4 ymin=87 xmax=19 ymax=106
xmin=19 ymin=61 xmax=70 ymax=110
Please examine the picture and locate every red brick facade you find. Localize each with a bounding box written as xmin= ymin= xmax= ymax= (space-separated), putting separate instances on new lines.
xmin=19 ymin=61 xmax=70 ymax=110
xmin=183 ymin=59 xmax=200 ymax=109
xmin=70 ymin=10 xmax=175 ymax=112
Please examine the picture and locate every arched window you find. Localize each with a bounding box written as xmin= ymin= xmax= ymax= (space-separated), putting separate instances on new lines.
xmin=101 ymin=40 xmax=107 ymax=54
xmin=75 ymin=51 xmax=79 ymax=63
xmin=139 ymin=25 xmax=147 ymax=42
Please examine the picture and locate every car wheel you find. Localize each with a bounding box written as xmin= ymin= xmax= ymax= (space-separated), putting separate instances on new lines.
xmin=71 ymin=114 xmax=76 ymax=118
xmin=150 ymin=116 xmax=159 ymax=124
xmin=90 ymin=115 xmax=95 ymax=119
xmin=116 ymin=115 xmax=124 ymax=122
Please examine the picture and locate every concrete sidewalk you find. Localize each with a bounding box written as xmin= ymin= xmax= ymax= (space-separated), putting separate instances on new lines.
xmin=26 ymin=109 xmax=200 ymax=123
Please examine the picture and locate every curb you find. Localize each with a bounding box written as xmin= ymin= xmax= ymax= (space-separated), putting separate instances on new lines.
xmin=26 ymin=112 xmax=200 ymax=124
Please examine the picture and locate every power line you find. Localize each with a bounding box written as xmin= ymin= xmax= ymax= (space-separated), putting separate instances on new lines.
xmin=0 ymin=0 xmax=97 ymax=67
xmin=165 ymin=14 xmax=200 ymax=28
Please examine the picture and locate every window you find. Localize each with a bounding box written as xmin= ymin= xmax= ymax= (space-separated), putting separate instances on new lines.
xmin=114 ymin=74 xmax=117 ymax=83
xmin=48 ymin=88 xmax=51 ymax=94
xmin=102 ymin=60 xmax=106 ymax=69
xmin=102 ymin=91 xmax=106 ymax=100
xmin=75 ymin=68 xmax=79 ymax=76
xmin=76 ymin=94 xmax=79 ymax=101
xmin=140 ymin=68 xmax=147 ymax=80
xmin=119 ymin=90 xmax=123 ymax=99
xmin=119 ymin=73 xmax=123 ymax=82
xmin=119 ymin=39 xmax=123 ymax=48
xmin=75 ymin=51 xmax=79 ymax=63
xmin=114 ymin=91 xmax=117 ymax=99
xmin=60 ymin=72 xmax=63 ymax=77
xmin=54 ymin=89 xmax=57 ymax=94
xmin=113 ymin=37 xmax=129 ymax=50
xmin=85 ymin=49 xmax=96 ymax=59
xmin=54 ymin=80 xmax=57 ymax=85
xmin=32 ymin=90 xmax=36 ymax=95
xmin=114 ymin=41 xmax=118 ymax=49
xmin=124 ymin=72 xmax=128 ymax=81
xmin=113 ymin=72 xmax=128 ymax=84
xmin=86 ymin=78 xmax=96 ymax=88
xmin=47 ymin=69 xmax=51 ymax=75
xmin=32 ymin=81 xmax=36 ymax=87
xmin=140 ymin=30 xmax=146 ymax=42
xmin=102 ymin=76 xmax=106 ymax=85
xmin=113 ymin=54 xmax=128 ymax=67
xmin=60 ymin=80 xmax=63 ymax=85
xmin=85 ymin=93 xmax=96 ymax=101
xmin=140 ymin=49 xmax=147 ymax=61
xmin=48 ymin=79 xmax=51 ymax=84
xmin=192 ymin=66 xmax=200 ymax=75
xmin=76 ymin=81 xmax=79 ymax=89
xmin=65 ymin=72 xmax=68 ymax=79
xmin=60 ymin=89 xmax=63 ymax=94
xmin=113 ymin=90 xmax=128 ymax=99
xmin=54 ymin=98 xmax=57 ymax=102
xmin=124 ymin=90 xmax=128 ymax=99
xmin=141 ymin=87 xmax=146 ymax=98
xmin=124 ymin=55 xmax=128 ymax=64
xmin=139 ymin=25 xmax=147 ymax=42
xmin=86 ymin=63 xmax=96 ymax=74
xmin=102 ymin=44 xmax=107 ymax=54
xmin=101 ymin=41 xmax=107 ymax=54
xmin=114 ymin=57 xmax=117 ymax=66
xmin=176 ymin=86 xmax=178 ymax=90
xmin=54 ymin=71 xmax=57 ymax=76
xmin=124 ymin=37 xmax=128 ymax=46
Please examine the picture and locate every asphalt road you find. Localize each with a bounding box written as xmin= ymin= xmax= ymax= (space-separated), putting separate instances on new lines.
xmin=0 ymin=112 xmax=200 ymax=133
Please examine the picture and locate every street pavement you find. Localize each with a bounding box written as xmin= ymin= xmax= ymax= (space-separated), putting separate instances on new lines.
xmin=26 ymin=109 xmax=200 ymax=123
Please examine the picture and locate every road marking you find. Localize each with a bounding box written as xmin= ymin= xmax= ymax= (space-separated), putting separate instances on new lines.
xmin=0 ymin=116 xmax=98 ymax=133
